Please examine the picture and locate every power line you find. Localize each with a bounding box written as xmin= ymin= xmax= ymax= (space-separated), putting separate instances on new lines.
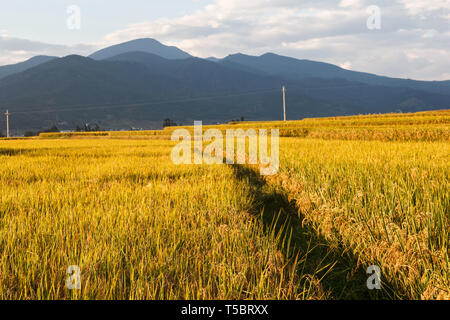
xmin=9 ymin=87 xmax=281 ymax=115
xmin=6 ymin=82 xmax=373 ymax=116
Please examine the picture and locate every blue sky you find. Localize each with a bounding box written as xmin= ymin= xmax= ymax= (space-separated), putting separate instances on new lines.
xmin=0 ymin=0 xmax=449 ymax=80
xmin=0 ymin=0 xmax=212 ymax=45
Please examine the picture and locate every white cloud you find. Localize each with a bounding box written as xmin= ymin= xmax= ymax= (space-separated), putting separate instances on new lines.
xmin=339 ymin=0 xmax=363 ymax=8
xmin=97 ymin=0 xmax=449 ymax=80
xmin=340 ymin=61 xmax=353 ymax=69
xmin=397 ymin=0 xmax=450 ymax=15
xmin=0 ymin=36 xmax=97 ymax=65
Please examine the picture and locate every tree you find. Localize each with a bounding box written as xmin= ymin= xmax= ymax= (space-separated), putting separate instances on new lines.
xmin=75 ymin=123 xmax=102 ymax=132
xmin=163 ymin=119 xmax=177 ymax=128
xmin=39 ymin=126 xmax=60 ymax=134
xmin=24 ymin=131 xmax=37 ymax=137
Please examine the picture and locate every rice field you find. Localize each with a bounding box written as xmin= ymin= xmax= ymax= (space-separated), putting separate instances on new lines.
xmin=273 ymin=139 xmax=449 ymax=299
xmin=0 ymin=110 xmax=448 ymax=300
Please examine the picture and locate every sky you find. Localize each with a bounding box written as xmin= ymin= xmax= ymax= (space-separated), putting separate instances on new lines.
xmin=0 ymin=0 xmax=449 ymax=80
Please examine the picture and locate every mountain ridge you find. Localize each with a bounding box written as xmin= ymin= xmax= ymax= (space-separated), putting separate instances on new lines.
xmin=89 ymin=38 xmax=192 ymax=60
xmin=220 ymin=53 xmax=450 ymax=95
xmin=0 ymin=39 xmax=448 ymax=134
xmin=0 ymin=38 xmax=448 ymax=90
xmin=0 ymin=55 xmax=57 ymax=80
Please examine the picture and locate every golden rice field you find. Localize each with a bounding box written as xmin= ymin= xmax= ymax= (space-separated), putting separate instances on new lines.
xmin=0 ymin=110 xmax=448 ymax=300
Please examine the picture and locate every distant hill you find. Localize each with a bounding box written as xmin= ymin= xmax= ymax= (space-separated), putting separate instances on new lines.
xmin=0 ymin=55 xmax=188 ymax=108
xmin=206 ymin=57 xmax=221 ymax=62
xmin=221 ymin=53 xmax=450 ymax=95
xmin=0 ymin=55 xmax=191 ymax=131
xmin=108 ymin=51 xmax=450 ymax=111
xmin=106 ymin=51 xmax=280 ymax=93
xmin=89 ymin=38 xmax=192 ymax=60
xmin=0 ymin=55 xmax=57 ymax=80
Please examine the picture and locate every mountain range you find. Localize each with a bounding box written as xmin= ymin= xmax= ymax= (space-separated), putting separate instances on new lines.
xmin=0 ymin=38 xmax=448 ymax=134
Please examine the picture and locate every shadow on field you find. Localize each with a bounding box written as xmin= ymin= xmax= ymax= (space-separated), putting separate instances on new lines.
xmin=0 ymin=148 xmax=54 ymax=156
xmin=232 ymin=164 xmax=394 ymax=300
xmin=0 ymin=148 xmax=26 ymax=156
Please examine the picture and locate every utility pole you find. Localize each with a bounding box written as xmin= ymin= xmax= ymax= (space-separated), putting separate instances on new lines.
xmin=5 ymin=110 xmax=9 ymax=138
xmin=282 ymin=86 xmax=286 ymax=121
